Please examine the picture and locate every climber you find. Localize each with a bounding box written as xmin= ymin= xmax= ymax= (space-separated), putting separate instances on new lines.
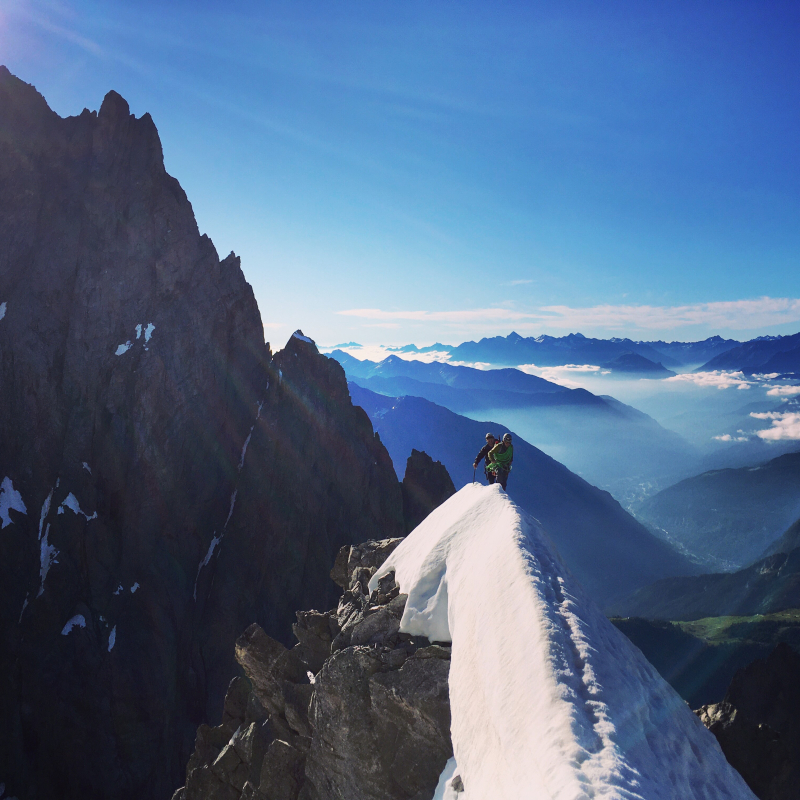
xmin=488 ymin=433 xmax=514 ymax=490
xmin=473 ymin=432 xmax=498 ymax=484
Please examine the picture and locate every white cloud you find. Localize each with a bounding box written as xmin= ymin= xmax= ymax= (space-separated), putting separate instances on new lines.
xmin=664 ymin=370 xmax=753 ymax=390
xmin=750 ymin=411 xmax=800 ymax=440
xmin=518 ymin=363 xmax=610 ymax=388
xmin=337 ymin=307 xmax=533 ymax=323
xmin=537 ymin=297 xmax=800 ymax=331
xmin=766 ymin=385 xmax=800 ymax=397
xmin=713 ymin=434 xmax=749 ymax=442
xmin=336 ymin=297 xmax=800 ymax=334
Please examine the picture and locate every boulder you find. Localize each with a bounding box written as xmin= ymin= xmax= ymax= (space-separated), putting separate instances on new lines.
xmin=175 ymin=538 xmax=452 ymax=800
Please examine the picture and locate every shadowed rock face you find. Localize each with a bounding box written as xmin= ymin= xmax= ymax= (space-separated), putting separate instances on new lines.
xmin=698 ymin=643 xmax=800 ymax=800
xmin=173 ymin=539 xmax=452 ymax=800
xmin=401 ymin=449 xmax=456 ymax=533
xmin=0 ymin=68 xmax=403 ymax=800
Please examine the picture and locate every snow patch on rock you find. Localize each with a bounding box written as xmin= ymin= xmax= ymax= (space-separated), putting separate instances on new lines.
xmin=292 ymin=330 xmax=314 ymax=344
xmin=82 ymin=462 xmax=92 ymax=474
xmin=225 ymin=490 xmax=237 ymax=528
xmin=38 ymin=523 xmax=58 ymax=597
xmin=238 ymin=400 xmax=265 ymax=472
xmin=130 ymin=582 xmax=139 ymax=593
xmin=371 ymin=484 xmax=756 ymax=800
xmin=58 ymin=492 xmax=97 ymax=521
xmin=0 ymin=477 xmax=27 ymax=528
xmin=113 ymin=584 xmax=123 ymax=595
xmin=118 ymin=322 xmax=154 ymax=354
xmin=108 ymin=625 xmax=117 ymax=651
xmin=61 ymin=615 xmax=86 ymax=635
xmin=194 ymin=534 xmax=222 ymax=600
xmin=0 ymin=301 xmax=6 ymax=320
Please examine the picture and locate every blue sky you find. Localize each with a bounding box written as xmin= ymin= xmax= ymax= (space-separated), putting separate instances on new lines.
xmin=3 ymin=0 xmax=799 ymax=347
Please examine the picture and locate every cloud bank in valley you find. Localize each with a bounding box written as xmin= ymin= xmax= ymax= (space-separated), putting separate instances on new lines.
xmin=665 ymin=371 xmax=753 ymax=390
xmin=751 ymin=411 xmax=800 ymax=441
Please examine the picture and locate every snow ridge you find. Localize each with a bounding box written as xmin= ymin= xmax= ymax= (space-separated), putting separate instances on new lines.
xmin=370 ymin=484 xmax=756 ymax=800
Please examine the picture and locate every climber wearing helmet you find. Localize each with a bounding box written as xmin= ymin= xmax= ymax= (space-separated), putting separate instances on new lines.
xmin=473 ymin=432 xmax=499 ymax=484
xmin=488 ymin=433 xmax=514 ymax=490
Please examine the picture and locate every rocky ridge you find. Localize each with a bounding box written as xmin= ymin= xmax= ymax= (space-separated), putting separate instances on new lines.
xmin=172 ymin=538 xmax=454 ymax=800
xmin=0 ymin=69 xmax=404 ymax=800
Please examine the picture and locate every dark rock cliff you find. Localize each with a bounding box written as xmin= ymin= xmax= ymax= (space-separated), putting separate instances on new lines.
xmin=401 ymin=449 xmax=456 ymax=533
xmin=173 ymin=539 xmax=453 ymax=800
xmin=0 ymin=68 xmax=403 ymax=800
xmin=698 ymin=643 xmax=800 ymax=800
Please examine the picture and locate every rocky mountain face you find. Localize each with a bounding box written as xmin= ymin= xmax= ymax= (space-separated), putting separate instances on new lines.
xmin=401 ymin=449 xmax=455 ymax=533
xmin=172 ymin=539 xmax=453 ymax=800
xmin=698 ymin=643 xmax=800 ymax=800
xmin=0 ymin=69 xmax=404 ymax=800
xmin=334 ymin=354 xmax=701 ymax=504
xmin=348 ymin=384 xmax=698 ymax=608
xmin=611 ymin=548 xmax=800 ymax=621
xmin=698 ymin=332 xmax=800 ymax=375
xmin=764 ymin=517 xmax=800 ymax=557
xmin=635 ymin=452 xmax=800 ymax=569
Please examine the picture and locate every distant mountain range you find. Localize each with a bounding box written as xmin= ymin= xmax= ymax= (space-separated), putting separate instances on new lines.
xmin=358 ymin=332 xmax=741 ymax=368
xmin=635 ymin=452 xmax=800 ymax=568
xmin=348 ymin=383 xmax=697 ymax=608
xmin=338 ymin=331 xmax=800 ymax=375
xmin=698 ymin=331 xmax=800 ymax=375
xmin=331 ymin=351 xmax=699 ymax=497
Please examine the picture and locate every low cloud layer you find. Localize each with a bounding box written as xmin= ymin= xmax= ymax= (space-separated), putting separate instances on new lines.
xmin=518 ymin=363 xmax=610 ymax=389
xmin=665 ymin=371 xmax=753 ymax=390
xmin=766 ymin=385 xmax=800 ymax=397
xmin=751 ymin=411 xmax=800 ymax=441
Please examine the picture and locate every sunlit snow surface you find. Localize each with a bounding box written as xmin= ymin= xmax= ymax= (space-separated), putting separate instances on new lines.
xmin=370 ymin=484 xmax=756 ymax=800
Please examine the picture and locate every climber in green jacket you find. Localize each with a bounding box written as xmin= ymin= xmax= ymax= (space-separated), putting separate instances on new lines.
xmin=488 ymin=433 xmax=514 ymax=490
